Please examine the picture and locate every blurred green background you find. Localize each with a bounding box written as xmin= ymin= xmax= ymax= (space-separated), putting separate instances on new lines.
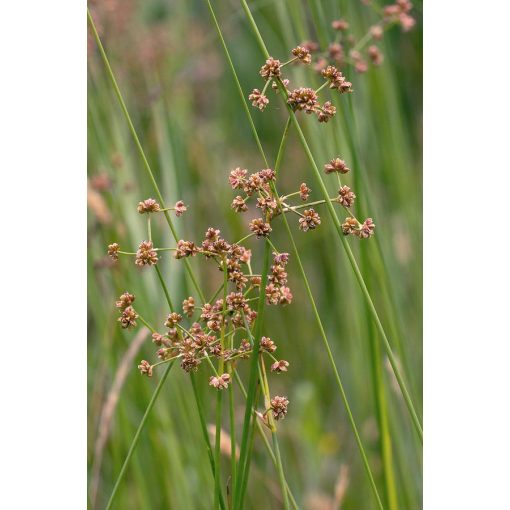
xmin=87 ymin=0 xmax=422 ymax=508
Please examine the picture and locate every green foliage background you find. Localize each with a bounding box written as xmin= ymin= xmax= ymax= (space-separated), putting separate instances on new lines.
xmin=88 ymin=0 xmax=422 ymax=508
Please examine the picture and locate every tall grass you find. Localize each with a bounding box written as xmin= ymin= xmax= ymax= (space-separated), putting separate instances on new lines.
xmin=88 ymin=1 xmax=422 ymax=508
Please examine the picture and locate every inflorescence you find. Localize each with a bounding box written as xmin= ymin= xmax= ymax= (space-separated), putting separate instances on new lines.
xmin=109 ymin=194 xmax=291 ymax=423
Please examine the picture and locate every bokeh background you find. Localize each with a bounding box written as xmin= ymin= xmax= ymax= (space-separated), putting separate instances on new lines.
xmin=87 ymin=0 xmax=422 ymax=508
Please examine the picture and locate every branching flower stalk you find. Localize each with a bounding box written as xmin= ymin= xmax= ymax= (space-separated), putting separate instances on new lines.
xmin=238 ymin=0 xmax=423 ymax=443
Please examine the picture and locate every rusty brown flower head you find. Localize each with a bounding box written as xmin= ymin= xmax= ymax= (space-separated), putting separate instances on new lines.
xmin=231 ymin=196 xmax=248 ymax=213
xmin=229 ymin=167 xmax=248 ymax=189
xmin=249 ymin=88 xmax=269 ymax=111
xmin=260 ymin=57 xmax=281 ymax=80
xmin=137 ymin=198 xmax=161 ymax=214
xmin=279 ymin=286 xmax=293 ymax=305
xmin=175 ymin=240 xmax=198 ymax=259
xmin=182 ymin=297 xmax=195 ymax=317
xmin=119 ymin=306 xmax=138 ymax=329
xmin=292 ymin=45 xmax=312 ymax=64
xmin=270 ymin=395 xmax=289 ymax=420
xmin=342 ymin=217 xmax=360 ymax=236
xmin=260 ymin=336 xmax=277 ymax=352
xmin=321 ymin=65 xmax=352 ymax=93
xmin=299 ymin=208 xmax=321 ymax=231
xmin=209 ymin=373 xmax=231 ymax=390
xmin=287 ymin=87 xmax=319 ymax=114
xmin=358 ymin=218 xmax=376 ymax=239
xmin=165 ymin=312 xmax=182 ymax=327
xmin=174 ymin=200 xmax=187 ymax=217
xmin=138 ymin=360 xmax=153 ymax=377
xmin=271 ymin=360 xmax=289 ymax=373
xmin=299 ymin=183 xmax=311 ymax=201
xmin=135 ymin=240 xmax=158 ymax=267
xmin=249 ymin=218 xmax=272 ymax=238
xmin=324 ymin=157 xmax=350 ymax=174
xmin=116 ymin=292 xmax=135 ymax=310
xmin=337 ymin=185 xmax=356 ymax=208
xmin=108 ymin=243 xmax=120 ymax=261
xmin=317 ymin=101 xmax=336 ymax=123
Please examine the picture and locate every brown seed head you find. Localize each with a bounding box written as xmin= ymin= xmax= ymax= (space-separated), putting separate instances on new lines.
xmin=135 ymin=240 xmax=158 ymax=267
xmin=324 ymin=158 xmax=350 ymax=174
xmin=209 ymin=373 xmax=231 ymax=390
xmin=138 ymin=360 xmax=152 ymax=377
xmin=116 ymin=292 xmax=135 ymax=310
xmin=108 ymin=243 xmax=120 ymax=261
xmin=299 ymin=182 xmax=311 ymax=201
xmin=231 ymin=195 xmax=248 ymax=213
xmin=358 ymin=218 xmax=376 ymax=239
xmin=271 ymin=360 xmax=290 ymax=373
xmin=174 ymin=200 xmax=187 ymax=217
xmin=137 ymin=198 xmax=161 ymax=214
xmin=341 ymin=217 xmax=360 ymax=236
xmin=182 ymin=297 xmax=195 ymax=317
xmin=270 ymin=395 xmax=289 ymax=420
xmin=287 ymin=87 xmax=319 ymax=114
xmin=299 ymin=208 xmax=321 ymax=232
xmin=337 ymin=185 xmax=356 ymax=208
xmin=165 ymin=312 xmax=182 ymax=327
xmin=249 ymin=218 xmax=272 ymax=238
xmin=175 ymin=240 xmax=198 ymax=259
xmin=260 ymin=57 xmax=282 ymax=80
xmin=317 ymin=101 xmax=336 ymax=123
xmin=292 ymin=45 xmax=312 ymax=64
xmin=249 ymin=89 xmax=269 ymax=111
xmin=119 ymin=306 xmax=138 ymax=329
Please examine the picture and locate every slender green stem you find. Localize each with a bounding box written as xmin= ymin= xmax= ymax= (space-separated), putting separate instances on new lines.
xmin=214 ymin=260 xmax=229 ymax=508
xmin=87 ymin=8 xmax=205 ymax=303
xmin=204 ymin=0 xmax=269 ymax=168
xmin=238 ymin=0 xmax=423 ymax=443
xmin=137 ymin=315 xmax=157 ymax=334
xmin=104 ymin=361 xmax=175 ymax=510
xmin=233 ymin=371 xmax=299 ymax=510
xmin=259 ymin=358 xmax=289 ymax=509
xmin=235 ymin=243 xmax=270 ymax=508
xmin=190 ymin=374 xmax=227 ymax=510
xmin=154 ymin=265 xmax=174 ymax=312
xmin=228 ymin=372 xmax=236 ymax=500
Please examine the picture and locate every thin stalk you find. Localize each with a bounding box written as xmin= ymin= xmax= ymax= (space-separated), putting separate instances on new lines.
xmin=260 ymin=359 xmax=290 ymax=510
xmin=214 ymin=260 xmax=229 ymax=508
xmin=104 ymin=361 xmax=175 ymax=510
xmin=87 ymin=8 xmax=205 ymax=303
xmin=190 ymin=374 xmax=227 ymax=510
xmin=234 ymin=243 xmax=271 ymax=508
xmin=233 ymin=371 xmax=299 ymax=509
xmin=238 ymin=0 xmax=423 ymax=443
xmin=205 ymin=4 xmax=383 ymax=507
xmin=154 ymin=265 xmax=174 ymax=312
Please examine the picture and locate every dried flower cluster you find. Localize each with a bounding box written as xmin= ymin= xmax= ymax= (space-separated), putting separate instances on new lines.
xmin=109 ymin=195 xmax=292 ymax=423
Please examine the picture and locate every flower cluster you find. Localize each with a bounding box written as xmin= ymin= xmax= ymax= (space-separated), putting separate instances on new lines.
xmin=116 ymin=291 xmax=138 ymax=329
xmin=248 ymin=45 xmax=352 ymax=123
xmin=266 ymin=252 xmax=293 ymax=306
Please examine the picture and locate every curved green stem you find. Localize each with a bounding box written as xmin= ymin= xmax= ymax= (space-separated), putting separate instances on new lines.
xmin=104 ymin=361 xmax=175 ymax=510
